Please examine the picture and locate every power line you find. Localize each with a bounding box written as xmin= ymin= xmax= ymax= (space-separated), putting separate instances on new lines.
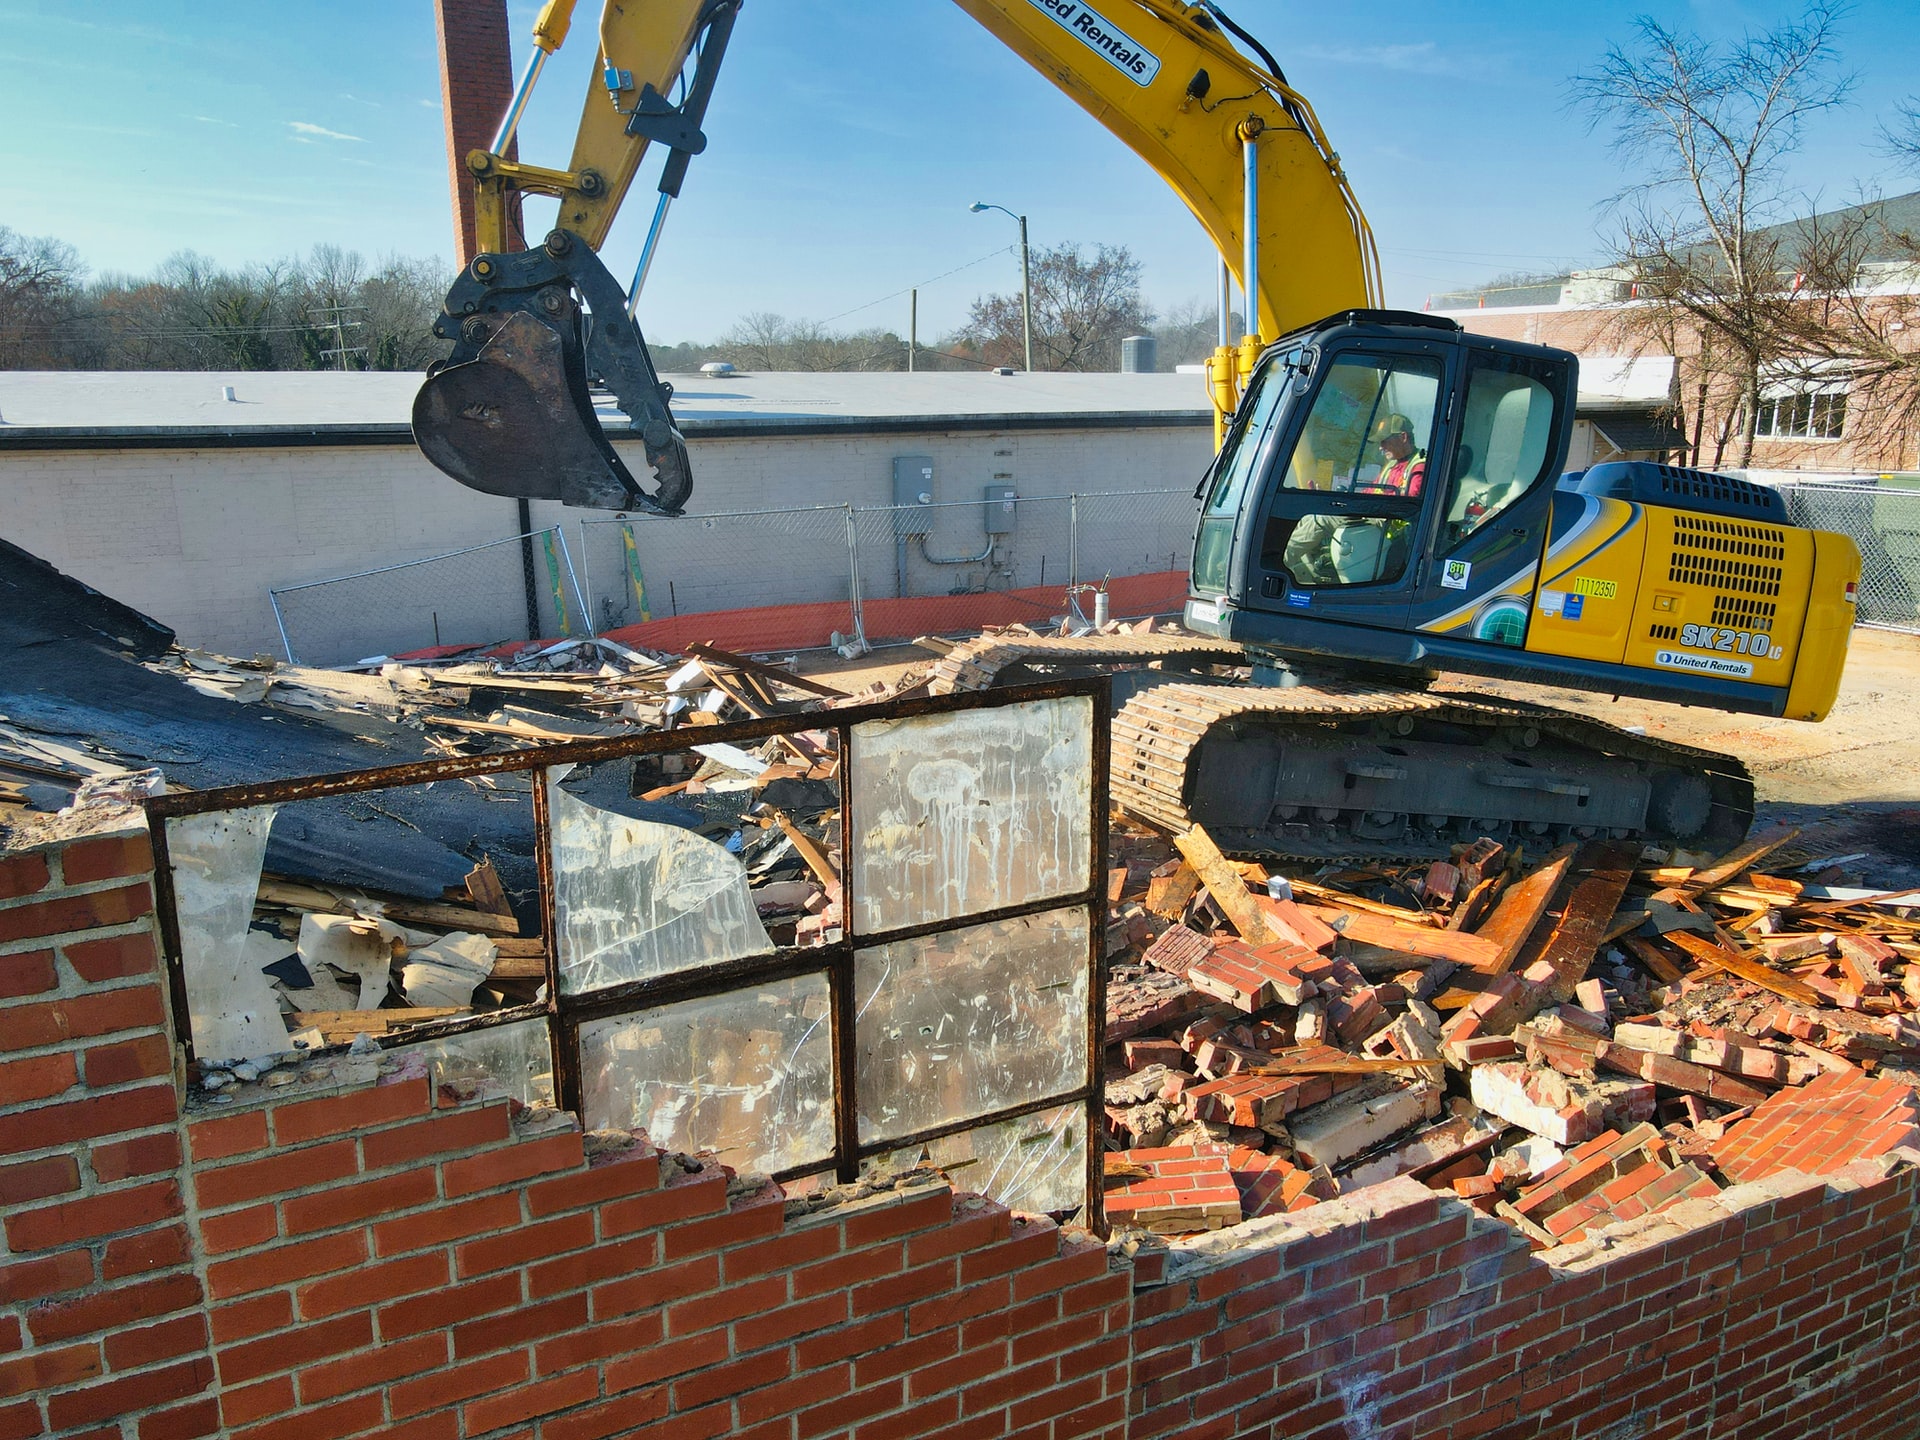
xmin=816 ymin=244 xmax=1017 ymax=327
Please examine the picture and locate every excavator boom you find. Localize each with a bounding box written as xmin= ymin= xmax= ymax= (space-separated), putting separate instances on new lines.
xmin=414 ymin=0 xmax=1379 ymax=512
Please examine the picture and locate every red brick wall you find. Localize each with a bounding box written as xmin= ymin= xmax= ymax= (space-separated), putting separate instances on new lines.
xmin=0 ymin=822 xmax=205 ymax=1440
xmin=5 ymin=820 xmax=1920 ymax=1440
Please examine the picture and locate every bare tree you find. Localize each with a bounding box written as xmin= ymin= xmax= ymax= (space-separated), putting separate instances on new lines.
xmin=0 ymin=228 xmax=85 ymax=368
xmin=713 ymin=312 xmax=905 ymax=372
xmin=1149 ymin=296 xmax=1243 ymax=372
xmin=960 ymin=243 xmax=1153 ymax=372
xmin=1570 ymin=5 xmax=1853 ymax=464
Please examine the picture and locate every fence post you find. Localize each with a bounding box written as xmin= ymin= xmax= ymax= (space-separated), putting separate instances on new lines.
xmin=269 ymin=590 xmax=298 ymax=665
xmin=844 ymin=504 xmax=867 ymax=651
xmin=575 ymin=520 xmax=596 ymax=633
xmin=552 ymin=527 xmax=595 ymax=638
xmin=1069 ymin=493 xmax=1080 ymax=589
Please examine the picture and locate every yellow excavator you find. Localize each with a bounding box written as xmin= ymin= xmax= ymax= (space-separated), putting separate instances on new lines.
xmin=413 ymin=0 xmax=1862 ymax=861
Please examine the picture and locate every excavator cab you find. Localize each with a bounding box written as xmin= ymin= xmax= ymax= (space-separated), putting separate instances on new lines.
xmin=1190 ymin=309 xmax=1574 ymax=662
xmin=1187 ymin=309 xmax=1860 ymax=724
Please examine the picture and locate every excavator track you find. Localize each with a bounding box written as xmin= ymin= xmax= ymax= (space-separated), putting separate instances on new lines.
xmin=928 ymin=633 xmax=1753 ymax=864
xmin=924 ymin=631 xmax=1243 ymax=695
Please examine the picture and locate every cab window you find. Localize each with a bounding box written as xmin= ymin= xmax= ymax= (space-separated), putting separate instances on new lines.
xmin=1264 ymin=354 xmax=1442 ymax=588
xmin=1439 ymin=358 xmax=1564 ymax=550
xmin=1203 ymin=355 xmax=1290 ymax=517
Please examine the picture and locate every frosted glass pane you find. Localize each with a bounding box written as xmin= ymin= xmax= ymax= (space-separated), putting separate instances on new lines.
xmin=167 ymin=806 xmax=293 ymax=1062
xmin=855 ymin=908 xmax=1090 ymax=1144
xmin=579 ymin=973 xmax=834 ymax=1176
xmin=849 ymin=696 xmax=1093 ymax=933
xmin=414 ymin=1019 xmax=555 ymax=1110
xmin=865 ymin=1103 xmax=1087 ymax=1217
xmin=547 ymin=769 xmax=773 ymax=994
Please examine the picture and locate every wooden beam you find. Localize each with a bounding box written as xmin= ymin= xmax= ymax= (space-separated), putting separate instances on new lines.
xmin=1172 ymin=824 xmax=1271 ymax=946
xmin=290 ymin=1007 xmax=468 ymax=1039
xmin=1663 ymin=929 xmax=1823 ymax=1006
xmin=1468 ymin=844 xmax=1577 ymax=974
xmin=1519 ymin=842 xmax=1638 ymax=1001
xmin=1680 ymin=825 xmax=1800 ymax=897
xmin=1301 ymin=905 xmax=1501 ymax=968
xmin=257 ymin=876 xmax=520 ymax=937
xmin=685 ymin=642 xmax=848 ymax=698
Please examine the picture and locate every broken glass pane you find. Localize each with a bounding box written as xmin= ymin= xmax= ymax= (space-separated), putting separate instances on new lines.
xmin=167 ymin=806 xmax=295 ymax=1062
xmin=864 ymin=1103 xmax=1087 ymax=1217
xmin=848 ymin=695 xmax=1093 ymax=934
xmin=855 ymin=908 xmax=1090 ymax=1144
xmin=413 ymin=1018 xmax=555 ymax=1110
xmin=546 ymin=768 xmax=773 ymax=994
xmin=579 ymin=972 xmax=834 ymax=1176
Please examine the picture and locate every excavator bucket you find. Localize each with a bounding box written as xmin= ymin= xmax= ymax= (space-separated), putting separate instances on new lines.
xmin=412 ymin=233 xmax=692 ymax=515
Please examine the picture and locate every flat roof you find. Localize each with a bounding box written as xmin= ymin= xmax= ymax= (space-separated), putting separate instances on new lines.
xmin=0 ymin=369 xmax=1211 ymax=450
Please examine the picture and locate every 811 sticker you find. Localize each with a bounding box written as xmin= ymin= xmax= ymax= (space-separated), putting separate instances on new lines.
xmin=1440 ymin=559 xmax=1471 ymax=590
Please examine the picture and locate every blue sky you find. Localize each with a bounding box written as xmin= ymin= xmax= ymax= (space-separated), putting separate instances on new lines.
xmin=4 ymin=1 xmax=1919 ymax=345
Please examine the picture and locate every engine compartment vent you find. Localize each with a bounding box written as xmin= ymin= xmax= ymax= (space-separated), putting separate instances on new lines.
xmin=1568 ymin=460 xmax=1787 ymax=523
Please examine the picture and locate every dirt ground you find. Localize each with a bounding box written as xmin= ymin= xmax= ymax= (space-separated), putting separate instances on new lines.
xmin=800 ymin=626 xmax=1920 ymax=886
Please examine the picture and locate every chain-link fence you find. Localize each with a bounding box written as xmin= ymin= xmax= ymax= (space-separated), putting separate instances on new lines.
xmin=1770 ymin=481 xmax=1920 ymax=632
xmin=578 ymin=489 xmax=1199 ymax=651
xmin=577 ymin=505 xmax=858 ymax=640
xmin=270 ymin=527 xmax=591 ymax=666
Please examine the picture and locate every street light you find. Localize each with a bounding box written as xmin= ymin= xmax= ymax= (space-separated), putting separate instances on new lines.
xmin=970 ymin=201 xmax=1033 ymax=373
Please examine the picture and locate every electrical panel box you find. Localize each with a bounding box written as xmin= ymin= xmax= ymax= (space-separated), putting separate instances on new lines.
xmin=983 ymin=485 xmax=1018 ymax=535
xmin=892 ymin=456 xmax=935 ymax=508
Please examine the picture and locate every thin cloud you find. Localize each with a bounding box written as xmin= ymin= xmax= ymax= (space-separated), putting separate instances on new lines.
xmin=192 ymin=115 xmax=238 ymax=128
xmin=287 ymin=121 xmax=365 ymax=142
xmin=1293 ymin=42 xmax=1467 ymax=77
xmin=417 ymin=98 xmax=443 ymax=110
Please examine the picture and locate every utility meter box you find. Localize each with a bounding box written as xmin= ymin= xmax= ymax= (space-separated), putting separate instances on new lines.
xmin=983 ymin=485 xmax=1018 ymax=535
xmin=892 ymin=456 xmax=935 ymax=508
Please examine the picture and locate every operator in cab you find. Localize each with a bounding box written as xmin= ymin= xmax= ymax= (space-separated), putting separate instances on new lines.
xmin=1281 ymin=411 xmax=1427 ymax=586
xmin=1357 ymin=412 xmax=1425 ymax=497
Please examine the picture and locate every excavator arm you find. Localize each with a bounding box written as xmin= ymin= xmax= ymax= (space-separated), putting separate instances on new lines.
xmin=414 ymin=0 xmax=1381 ymax=512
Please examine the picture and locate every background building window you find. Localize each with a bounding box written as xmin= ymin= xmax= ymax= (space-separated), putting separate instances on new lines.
xmin=1755 ymin=388 xmax=1846 ymax=440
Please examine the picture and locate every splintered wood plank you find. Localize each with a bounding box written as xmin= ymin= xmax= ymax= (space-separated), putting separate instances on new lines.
xmin=1663 ymin=930 xmax=1823 ymax=1006
xmin=1145 ymin=862 xmax=1201 ymax=920
xmin=1173 ymin=824 xmax=1271 ymax=946
xmin=1516 ymin=842 xmax=1638 ymax=1001
xmin=685 ymin=642 xmax=849 ymax=698
xmin=487 ymin=956 xmax=547 ymax=980
xmin=1621 ymin=935 xmax=1685 ymax=984
xmin=1680 ymin=825 xmax=1801 ymax=897
xmin=290 ymin=1007 xmax=468 ymax=1038
xmin=457 ymin=858 xmax=512 ymax=917
xmin=1286 ymin=877 xmax=1443 ymax=925
xmin=1468 ymin=844 xmax=1577 ymax=974
xmin=1448 ymin=873 xmax=1505 ymax=932
xmin=1250 ymin=1055 xmax=1444 ymax=1076
xmin=1301 ymin=906 xmax=1501 ymax=969
xmin=257 ymin=876 xmax=520 ymax=936
xmin=769 ymin=809 xmax=840 ymax=894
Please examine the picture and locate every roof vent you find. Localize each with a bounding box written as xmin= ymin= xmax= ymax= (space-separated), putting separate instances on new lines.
xmin=993 ymin=366 xmax=1017 ymax=376
xmin=700 ymin=361 xmax=735 ymax=375
xmin=220 ymin=385 xmax=237 ymax=402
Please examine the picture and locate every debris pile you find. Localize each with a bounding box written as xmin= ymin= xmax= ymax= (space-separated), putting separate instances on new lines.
xmin=1100 ymin=820 xmax=1920 ymax=1248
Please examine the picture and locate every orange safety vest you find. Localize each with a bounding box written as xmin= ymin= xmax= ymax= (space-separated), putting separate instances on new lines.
xmin=1360 ymin=453 xmax=1426 ymax=498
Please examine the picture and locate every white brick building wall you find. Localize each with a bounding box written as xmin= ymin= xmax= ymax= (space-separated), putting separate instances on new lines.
xmin=1 ymin=425 xmax=1209 ymax=660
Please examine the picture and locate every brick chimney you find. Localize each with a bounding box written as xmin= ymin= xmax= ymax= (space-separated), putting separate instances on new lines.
xmin=432 ymin=0 xmax=527 ymax=268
